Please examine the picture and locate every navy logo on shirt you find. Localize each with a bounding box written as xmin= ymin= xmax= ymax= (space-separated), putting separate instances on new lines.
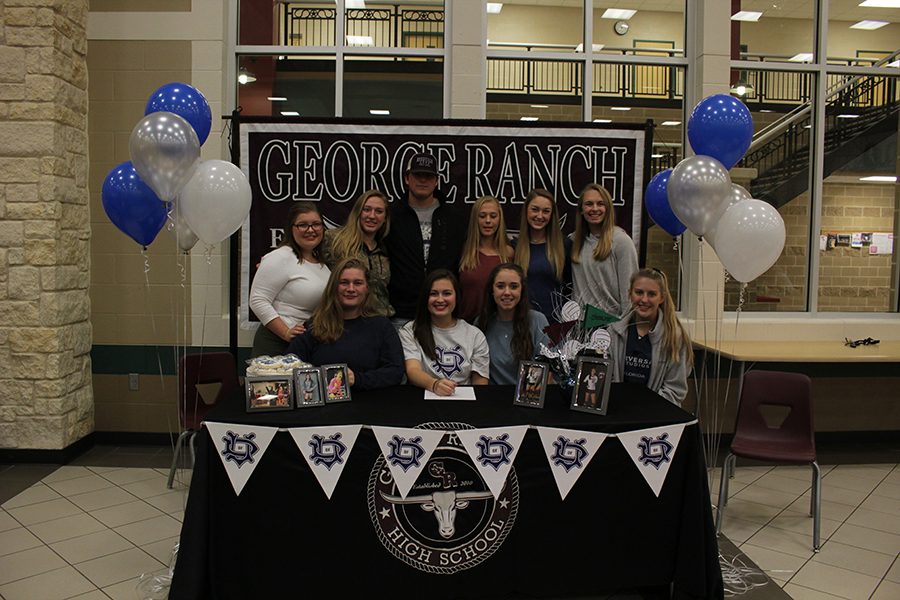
xmin=308 ymin=433 xmax=348 ymax=471
xmin=220 ymin=431 xmax=259 ymax=468
xmin=432 ymin=345 xmax=465 ymax=377
xmin=637 ymin=433 xmax=674 ymax=469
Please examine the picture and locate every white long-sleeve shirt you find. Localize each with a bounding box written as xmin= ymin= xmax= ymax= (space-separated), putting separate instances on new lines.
xmin=248 ymin=246 xmax=330 ymax=329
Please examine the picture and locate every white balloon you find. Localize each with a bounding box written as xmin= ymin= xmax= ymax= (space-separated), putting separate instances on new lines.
xmin=179 ymin=160 xmax=252 ymax=245
xmin=129 ymin=112 xmax=200 ymax=202
xmin=166 ymin=205 xmax=199 ymax=253
xmin=667 ymin=155 xmax=732 ymax=237
xmin=711 ymin=199 xmax=786 ymax=283
xmin=704 ymin=184 xmax=751 ymax=247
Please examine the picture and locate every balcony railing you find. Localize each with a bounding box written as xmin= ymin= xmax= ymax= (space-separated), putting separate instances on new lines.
xmin=282 ymin=4 xmax=444 ymax=49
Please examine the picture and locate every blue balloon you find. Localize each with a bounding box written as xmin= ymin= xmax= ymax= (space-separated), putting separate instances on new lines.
xmin=145 ymin=82 xmax=212 ymax=145
xmin=102 ymin=162 xmax=168 ymax=247
xmin=687 ymin=94 xmax=753 ymax=170
xmin=645 ymin=168 xmax=686 ymax=237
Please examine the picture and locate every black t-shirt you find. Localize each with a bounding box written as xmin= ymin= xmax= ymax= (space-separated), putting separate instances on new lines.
xmin=623 ymin=324 xmax=653 ymax=386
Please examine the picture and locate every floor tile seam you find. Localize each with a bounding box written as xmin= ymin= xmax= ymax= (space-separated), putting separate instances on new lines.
xmin=72 ymin=547 xmax=168 ymax=589
xmin=0 ymin=542 xmax=76 ymax=588
xmin=24 ymin=512 xmax=111 ymax=546
xmin=58 ymin=539 xmax=141 ymax=568
xmin=0 ymin=564 xmax=102 ymax=597
xmin=90 ymin=498 xmax=172 ymax=529
xmin=67 ymin=482 xmax=144 ymax=509
xmin=784 ymin=580 xmax=853 ymax=600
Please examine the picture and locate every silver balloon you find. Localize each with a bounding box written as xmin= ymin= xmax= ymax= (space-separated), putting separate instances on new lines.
xmin=704 ymin=183 xmax=751 ymax=247
xmin=667 ymin=155 xmax=732 ymax=237
xmin=711 ymin=199 xmax=785 ymax=283
xmin=166 ymin=205 xmax=199 ymax=253
xmin=130 ymin=111 xmax=200 ymax=203
xmin=179 ymin=160 xmax=252 ymax=245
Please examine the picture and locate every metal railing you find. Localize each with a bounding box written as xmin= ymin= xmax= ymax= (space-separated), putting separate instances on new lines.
xmin=283 ymin=4 xmax=444 ymax=49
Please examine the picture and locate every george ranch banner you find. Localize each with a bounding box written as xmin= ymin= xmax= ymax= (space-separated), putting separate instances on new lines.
xmin=237 ymin=119 xmax=649 ymax=327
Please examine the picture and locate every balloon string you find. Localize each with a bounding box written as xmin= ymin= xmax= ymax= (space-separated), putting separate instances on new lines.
xmin=142 ymin=247 xmax=151 ymax=274
xmin=204 ymin=244 xmax=213 ymax=265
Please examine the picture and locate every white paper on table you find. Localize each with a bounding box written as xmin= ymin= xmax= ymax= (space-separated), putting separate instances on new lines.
xmin=424 ymin=386 xmax=477 ymax=401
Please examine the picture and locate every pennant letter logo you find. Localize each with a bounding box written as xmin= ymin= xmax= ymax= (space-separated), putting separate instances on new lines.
xmin=289 ymin=426 xmax=363 ymax=499
xmin=536 ymin=427 xmax=608 ymax=500
xmin=617 ymin=423 xmax=686 ymax=497
xmin=371 ymin=426 xmax=444 ymax=499
xmin=205 ymin=422 xmax=279 ymax=496
xmin=456 ymin=426 xmax=528 ymax=499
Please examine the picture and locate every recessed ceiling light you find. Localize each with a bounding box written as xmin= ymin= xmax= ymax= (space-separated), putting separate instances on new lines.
xmin=346 ymin=35 xmax=374 ymax=46
xmin=610 ymin=106 xmax=631 ymax=111
xmin=268 ymin=96 xmax=288 ymax=102
xmin=731 ymin=11 xmax=763 ymax=21
xmin=530 ymin=104 xmax=549 ymax=109
xmin=369 ymin=109 xmax=390 ymax=115
xmin=859 ymin=0 xmax=900 ymax=7
xmin=859 ymin=175 xmax=897 ymax=182
xmin=837 ymin=114 xmax=860 ymax=119
xmin=760 ymin=109 xmax=774 ymax=113
xmin=346 ymin=0 xmax=365 ymax=7
xmin=486 ymin=3 xmax=503 ymax=13
xmin=651 ymin=154 xmax=664 ymax=158
xmin=281 ymin=111 xmax=300 ymax=116
xmin=601 ymin=9 xmax=636 ymax=20
xmin=520 ymin=116 xmax=539 ymax=121
xmin=593 ymin=118 xmax=612 ymax=123
xmin=661 ymin=120 xmax=681 ymax=126
xmin=789 ymin=53 xmax=814 ymax=62
xmin=851 ymin=20 xmax=889 ymax=30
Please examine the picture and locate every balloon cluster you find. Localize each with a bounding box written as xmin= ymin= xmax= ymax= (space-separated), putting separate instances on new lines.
xmin=645 ymin=94 xmax=786 ymax=283
xmin=101 ymin=82 xmax=252 ymax=252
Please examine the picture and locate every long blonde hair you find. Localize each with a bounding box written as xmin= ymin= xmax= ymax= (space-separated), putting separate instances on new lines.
xmin=309 ymin=257 xmax=374 ymax=344
xmin=327 ymin=190 xmax=389 ymax=264
xmin=571 ymin=183 xmax=615 ymax=264
xmin=630 ymin=268 xmax=692 ymax=367
xmin=460 ymin=196 xmax=511 ymax=272
xmin=514 ymin=189 xmax=565 ymax=281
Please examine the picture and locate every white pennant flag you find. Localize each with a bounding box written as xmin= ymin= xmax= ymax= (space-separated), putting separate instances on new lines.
xmin=205 ymin=422 xmax=280 ymax=496
xmin=456 ymin=426 xmax=529 ymax=499
xmin=535 ymin=427 xmax=608 ymax=500
xmin=371 ymin=426 xmax=444 ymax=499
xmin=617 ymin=423 xmax=687 ymax=497
xmin=288 ymin=425 xmax=363 ymax=500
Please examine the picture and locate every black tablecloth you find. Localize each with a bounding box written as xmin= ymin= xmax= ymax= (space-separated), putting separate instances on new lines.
xmin=170 ymin=383 xmax=723 ymax=599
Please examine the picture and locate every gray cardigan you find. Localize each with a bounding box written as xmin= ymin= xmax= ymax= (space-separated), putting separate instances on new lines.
xmin=607 ymin=316 xmax=690 ymax=407
xmin=571 ymin=227 xmax=639 ymax=317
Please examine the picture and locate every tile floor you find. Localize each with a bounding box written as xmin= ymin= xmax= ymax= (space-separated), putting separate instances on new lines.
xmin=0 ymin=446 xmax=898 ymax=600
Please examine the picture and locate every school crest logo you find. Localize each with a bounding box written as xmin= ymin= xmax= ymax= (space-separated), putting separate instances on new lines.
xmin=637 ymin=433 xmax=674 ymax=469
xmin=432 ymin=345 xmax=465 ymax=378
xmin=386 ymin=435 xmax=426 ymax=471
xmin=368 ymin=422 xmax=519 ymax=574
xmin=308 ymin=433 xmax=347 ymax=471
xmin=220 ymin=431 xmax=260 ymax=468
xmin=475 ymin=433 xmax=514 ymax=471
xmin=551 ymin=436 xmax=589 ymax=472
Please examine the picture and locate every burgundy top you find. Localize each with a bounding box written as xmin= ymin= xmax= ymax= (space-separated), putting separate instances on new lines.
xmin=458 ymin=252 xmax=503 ymax=322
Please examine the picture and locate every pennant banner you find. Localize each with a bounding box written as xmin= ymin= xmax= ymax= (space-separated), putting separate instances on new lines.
xmin=582 ymin=304 xmax=620 ymax=329
xmin=289 ymin=425 xmax=363 ymax=499
xmin=617 ymin=423 xmax=686 ymax=497
xmin=205 ymin=422 xmax=280 ymax=496
xmin=535 ymin=427 xmax=609 ymax=501
xmin=371 ymin=426 xmax=444 ymax=499
xmin=456 ymin=426 xmax=529 ymax=499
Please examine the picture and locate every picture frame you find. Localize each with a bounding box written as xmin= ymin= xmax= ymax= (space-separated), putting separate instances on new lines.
xmin=293 ymin=367 xmax=325 ymax=408
xmin=322 ymin=364 xmax=352 ymax=403
xmin=570 ymin=357 xmax=611 ymax=415
xmin=514 ymin=360 xmax=549 ymax=408
xmin=246 ymin=376 xmax=293 ymax=412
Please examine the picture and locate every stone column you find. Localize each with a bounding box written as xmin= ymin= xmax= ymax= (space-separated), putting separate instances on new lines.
xmin=0 ymin=0 xmax=93 ymax=450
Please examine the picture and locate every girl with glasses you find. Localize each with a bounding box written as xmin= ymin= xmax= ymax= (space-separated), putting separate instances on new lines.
xmin=249 ymin=201 xmax=330 ymax=357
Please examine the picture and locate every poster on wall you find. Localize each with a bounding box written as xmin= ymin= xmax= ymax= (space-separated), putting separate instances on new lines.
xmin=237 ymin=119 xmax=648 ymax=327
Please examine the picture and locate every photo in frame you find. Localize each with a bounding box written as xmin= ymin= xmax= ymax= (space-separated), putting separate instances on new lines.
xmin=570 ymin=357 xmax=611 ymax=415
xmin=246 ymin=376 xmax=293 ymax=412
xmin=293 ymin=367 xmax=325 ymax=408
xmin=322 ymin=364 xmax=352 ymax=403
xmin=514 ymin=360 xmax=549 ymax=408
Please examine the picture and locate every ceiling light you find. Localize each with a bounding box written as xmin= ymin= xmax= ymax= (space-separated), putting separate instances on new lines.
xmin=486 ymin=3 xmax=503 ymax=13
xmin=575 ymin=43 xmax=605 ymax=52
xmin=837 ymin=113 xmax=860 ymax=119
xmin=789 ymin=53 xmax=813 ymax=62
xmin=237 ymin=68 xmax=256 ymax=85
xmin=346 ymin=35 xmax=374 ymax=46
xmin=731 ymin=11 xmax=763 ymax=21
xmin=661 ymin=120 xmax=681 ymax=126
xmin=610 ymin=106 xmax=631 ymax=111
xmin=268 ymin=96 xmax=288 ymax=102
xmin=346 ymin=0 xmax=366 ymax=7
xmin=730 ymin=81 xmax=755 ymax=96
xmin=760 ymin=109 xmax=774 ymax=113
xmin=520 ymin=116 xmax=539 ymax=121
xmin=593 ymin=118 xmax=612 ymax=123
xmin=281 ymin=111 xmax=299 ymax=116
xmin=530 ymin=104 xmax=549 ymax=109
xmin=651 ymin=154 xmax=664 ymax=158
xmin=859 ymin=175 xmax=897 ymax=182
xmin=601 ymin=9 xmax=636 ymax=19
xmin=859 ymin=0 xmax=900 ymax=7
xmin=850 ymin=20 xmax=889 ymax=30
xmin=369 ymin=109 xmax=390 ymax=115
